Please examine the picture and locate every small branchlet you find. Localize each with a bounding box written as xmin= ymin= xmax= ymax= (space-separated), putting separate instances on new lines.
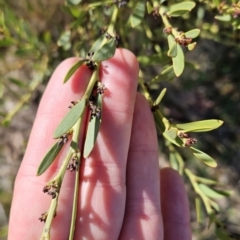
xmin=43 ymin=181 xmax=59 ymax=199
xmin=67 ymin=155 xmax=79 ymax=172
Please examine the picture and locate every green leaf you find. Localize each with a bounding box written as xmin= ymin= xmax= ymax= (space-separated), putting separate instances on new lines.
xmin=92 ymin=39 xmax=116 ymax=62
xmin=53 ymin=98 xmax=86 ymax=138
xmin=130 ymin=1 xmax=146 ymax=28
xmin=146 ymin=2 xmax=153 ymax=14
xmin=215 ymin=14 xmax=231 ymax=22
xmin=57 ymin=30 xmax=71 ymax=51
xmin=163 ymin=127 xmax=184 ymax=147
xmin=63 ymin=59 xmax=84 ymax=83
xmin=88 ymin=1 xmax=108 ymax=8
xmin=174 ymin=119 xmax=224 ymax=132
xmin=168 ymin=1 xmax=196 ymax=17
xmin=199 ymin=184 xmax=230 ymax=199
xmin=9 ymin=78 xmax=27 ymax=88
xmin=89 ymin=34 xmax=105 ymax=53
xmin=37 ymin=141 xmax=63 ymax=175
xmin=185 ymin=29 xmax=200 ymax=38
xmin=169 ymin=152 xmax=179 ymax=171
xmin=67 ymin=0 xmax=82 ymax=5
xmin=153 ymin=111 xmax=165 ymax=132
xmin=0 ymin=38 xmax=16 ymax=47
xmin=83 ymin=94 xmax=102 ymax=158
xmin=153 ymin=88 xmax=167 ymax=106
xmin=187 ymin=42 xmax=197 ymax=51
xmin=210 ymin=200 xmax=220 ymax=212
xmin=151 ymin=65 xmax=175 ymax=83
xmin=195 ymin=197 xmax=204 ymax=223
xmin=215 ymin=228 xmax=232 ymax=240
xmin=190 ymin=147 xmax=217 ymax=167
xmin=172 ymin=44 xmax=185 ymax=77
xmin=196 ymin=176 xmax=219 ymax=185
xmin=167 ymin=35 xmax=177 ymax=58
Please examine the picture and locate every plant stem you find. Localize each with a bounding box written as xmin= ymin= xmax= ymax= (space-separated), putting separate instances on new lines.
xmin=83 ymin=67 xmax=99 ymax=99
xmin=68 ymin=118 xmax=82 ymax=240
xmin=40 ymin=197 xmax=58 ymax=240
xmin=185 ymin=169 xmax=213 ymax=214
xmin=107 ymin=5 xmax=118 ymax=35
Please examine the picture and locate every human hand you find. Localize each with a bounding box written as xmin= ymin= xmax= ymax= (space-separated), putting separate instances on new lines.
xmin=8 ymin=49 xmax=191 ymax=240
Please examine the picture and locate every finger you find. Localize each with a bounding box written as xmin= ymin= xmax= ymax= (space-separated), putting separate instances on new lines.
xmin=160 ymin=168 xmax=192 ymax=240
xmin=8 ymin=59 xmax=92 ymax=240
xmin=74 ymin=49 xmax=139 ymax=239
xmin=119 ymin=93 xmax=163 ymax=240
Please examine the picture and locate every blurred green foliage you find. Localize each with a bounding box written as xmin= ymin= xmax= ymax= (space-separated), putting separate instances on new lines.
xmin=0 ymin=0 xmax=240 ymax=239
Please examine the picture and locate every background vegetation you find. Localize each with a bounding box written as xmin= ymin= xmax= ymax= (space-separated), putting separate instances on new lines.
xmin=0 ymin=0 xmax=240 ymax=239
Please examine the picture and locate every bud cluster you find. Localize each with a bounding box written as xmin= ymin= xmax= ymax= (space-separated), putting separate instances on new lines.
xmin=179 ymin=132 xmax=198 ymax=147
xmin=88 ymin=100 xmax=101 ymax=119
xmin=67 ymin=155 xmax=79 ymax=172
xmin=43 ymin=182 xmax=59 ymax=199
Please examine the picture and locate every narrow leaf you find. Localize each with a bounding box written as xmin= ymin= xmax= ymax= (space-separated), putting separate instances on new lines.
xmin=185 ymin=29 xmax=200 ymax=38
xmin=37 ymin=141 xmax=63 ymax=175
xmin=153 ymin=88 xmax=167 ymax=106
xmin=199 ymin=184 xmax=230 ymax=199
xmin=67 ymin=0 xmax=82 ymax=5
xmin=190 ymin=147 xmax=217 ymax=167
xmin=210 ymin=200 xmax=220 ymax=212
xmin=146 ymin=2 xmax=153 ymax=14
xmin=169 ymin=1 xmax=196 ymax=17
xmin=83 ymin=94 xmax=102 ymax=158
xmin=153 ymin=111 xmax=165 ymax=132
xmin=92 ymin=39 xmax=116 ymax=62
xmin=172 ymin=44 xmax=185 ymax=77
xmin=89 ymin=34 xmax=105 ymax=53
xmin=63 ymin=59 xmax=84 ymax=83
xmin=151 ymin=65 xmax=175 ymax=83
xmin=53 ymin=98 xmax=86 ymax=138
xmin=215 ymin=14 xmax=231 ymax=22
xmin=215 ymin=228 xmax=232 ymax=240
xmin=163 ymin=127 xmax=184 ymax=147
xmin=174 ymin=119 xmax=223 ymax=132
xmin=167 ymin=41 xmax=177 ymax=57
xmin=130 ymin=1 xmax=146 ymax=28
xmin=57 ymin=30 xmax=71 ymax=50
xmin=167 ymin=34 xmax=176 ymax=54
xmin=195 ymin=197 xmax=204 ymax=223
xmin=187 ymin=42 xmax=197 ymax=51
xmin=169 ymin=152 xmax=179 ymax=171
xmin=196 ymin=176 xmax=219 ymax=185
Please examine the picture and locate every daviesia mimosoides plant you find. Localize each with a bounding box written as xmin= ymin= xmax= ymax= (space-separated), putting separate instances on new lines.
xmin=35 ymin=1 xmax=231 ymax=239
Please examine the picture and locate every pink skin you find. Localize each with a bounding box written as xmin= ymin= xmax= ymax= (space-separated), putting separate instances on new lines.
xmin=8 ymin=49 xmax=191 ymax=240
